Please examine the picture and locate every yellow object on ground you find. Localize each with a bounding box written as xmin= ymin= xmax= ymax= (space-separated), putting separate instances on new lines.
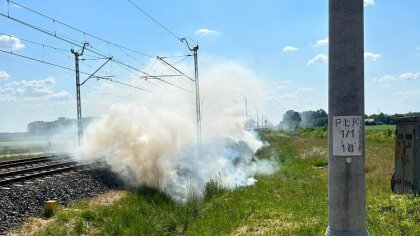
xmin=44 ymin=200 xmax=58 ymax=211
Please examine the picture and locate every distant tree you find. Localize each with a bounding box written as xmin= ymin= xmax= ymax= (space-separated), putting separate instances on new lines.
xmin=279 ymin=110 xmax=302 ymax=131
xmin=366 ymin=112 xmax=420 ymax=125
xmin=300 ymin=109 xmax=328 ymax=127
xmin=27 ymin=117 xmax=96 ymax=134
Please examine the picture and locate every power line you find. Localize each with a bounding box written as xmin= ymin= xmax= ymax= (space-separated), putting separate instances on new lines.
xmin=0 ymin=12 xmax=154 ymax=77
xmin=126 ymin=0 xmax=183 ymax=43
xmin=0 ymin=48 xmax=76 ymax=73
xmin=7 ymin=0 xmax=154 ymax=59
xmin=0 ymin=12 xmax=195 ymax=87
xmin=99 ymin=78 xmax=152 ymax=92
xmin=0 ymin=48 xmax=152 ymax=94
xmin=3 ymin=1 xmax=198 ymax=97
xmin=156 ymin=56 xmax=194 ymax=81
xmin=1 ymin=1 xmax=198 ymax=90
xmin=112 ymin=59 xmax=193 ymax=94
xmin=0 ymin=12 xmax=80 ymax=47
xmin=0 ymin=32 xmax=70 ymax=54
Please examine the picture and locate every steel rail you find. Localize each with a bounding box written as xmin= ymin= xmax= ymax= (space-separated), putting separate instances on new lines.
xmin=0 ymin=155 xmax=68 ymax=169
xmin=0 ymin=161 xmax=77 ymax=179
xmin=0 ymin=163 xmax=89 ymax=186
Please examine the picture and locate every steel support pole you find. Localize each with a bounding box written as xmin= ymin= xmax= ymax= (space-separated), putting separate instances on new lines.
xmin=327 ymin=0 xmax=367 ymax=235
xmin=257 ymin=109 xmax=259 ymax=129
xmin=71 ymin=43 xmax=87 ymax=146
xmin=261 ymin=114 xmax=264 ymax=129
xmin=244 ymin=97 xmax=248 ymax=129
xmin=74 ymin=54 xmax=82 ymax=146
xmin=193 ymin=46 xmax=202 ymax=154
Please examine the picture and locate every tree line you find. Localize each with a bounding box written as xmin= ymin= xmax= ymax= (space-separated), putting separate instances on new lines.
xmin=27 ymin=117 xmax=95 ymax=134
xmin=279 ymin=110 xmax=420 ymax=131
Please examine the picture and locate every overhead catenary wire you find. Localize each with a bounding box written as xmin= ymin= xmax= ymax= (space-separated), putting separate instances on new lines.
xmin=4 ymin=0 xmax=210 ymax=106
xmin=0 ymin=32 xmax=70 ymax=54
xmin=0 ymin=12 xmax=195 ymax=90
xmin=0 ymin=32 xmax=253 ymax=117
xmin=0 ymin=12 xmax=157 ymax=78
xmin=1 ymin=2 xmax=197 ymax=95
xmin=0 ymin=48 xmax=78 ymax=74
xmin=156 ymin=56 xmax=194 ymax=81
xmin=0 ymin=12 xmax=142 ymax=71
xmin=0 ymin=32 xmax=74 ymax=66
xmin=0 ymin=48 xmax=150 ymax=92
xmin=7 ymin=0 xmax=154 ymax=59
xmin=99 ymin=78 xmax=152 ymax=92
xmin=126 ymin=0 xmax=183 ymax=43
xmin=111 ymin=59 xmax=194 ymax=94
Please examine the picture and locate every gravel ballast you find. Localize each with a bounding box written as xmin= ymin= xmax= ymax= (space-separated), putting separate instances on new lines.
xmin=0 ymin=168 xmax=119 ymax=235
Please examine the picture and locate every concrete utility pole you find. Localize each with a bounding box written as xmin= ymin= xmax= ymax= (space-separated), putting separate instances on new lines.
xmin=327 ymin=0 xmax=367 ymax=235
xmin=71 ymin=43 xmax=88 ymax=146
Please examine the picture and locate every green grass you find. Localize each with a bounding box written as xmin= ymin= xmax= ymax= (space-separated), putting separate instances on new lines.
xmin=29 ymin=130 xmax=419 ymax=236
xmin=298 ymin=125 xmax=396 ymax=143
xmin=365 ymin=125 xmax=395 ymax=131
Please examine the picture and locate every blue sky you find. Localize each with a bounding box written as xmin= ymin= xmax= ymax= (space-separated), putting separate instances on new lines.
xmin=0 ymin=0 xmax=419 ymax=132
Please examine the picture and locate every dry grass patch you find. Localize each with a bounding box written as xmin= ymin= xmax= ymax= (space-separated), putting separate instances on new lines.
xmin=8 ymin=190 xmax=128 ymax=236
xmin=7 ymin=218 xmax=54 ymax=236
xmin=89 ymin=190 xmax=127 ymax=207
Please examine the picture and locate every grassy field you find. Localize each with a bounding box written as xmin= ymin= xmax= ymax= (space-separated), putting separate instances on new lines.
xmin=365 ymin=124 xmax=396 ymax=131
xmin=0 ymin=133 xmax=75 ymax=160
xmin=14 ymin=128 xmax=420 ymax=236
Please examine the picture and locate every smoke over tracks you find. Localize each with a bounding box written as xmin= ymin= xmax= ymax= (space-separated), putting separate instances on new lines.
xmin=77 ymin=61 xmax=278 ymax=202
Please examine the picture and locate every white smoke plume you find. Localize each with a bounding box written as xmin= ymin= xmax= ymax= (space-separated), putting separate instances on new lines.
xmin=78 ymin=60 xmax=278 ymax=202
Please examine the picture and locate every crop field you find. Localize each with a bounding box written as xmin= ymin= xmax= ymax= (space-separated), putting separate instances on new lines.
xmin=11 ymin=127 xmax=420 ymax=236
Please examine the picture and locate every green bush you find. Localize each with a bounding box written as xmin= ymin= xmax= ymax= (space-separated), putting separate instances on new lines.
xmin=203 ymin=179 xmax=225 ymax=201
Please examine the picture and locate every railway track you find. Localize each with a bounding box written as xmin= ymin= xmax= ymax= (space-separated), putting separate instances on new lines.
xmin=0 ymin=154 xmax=99 ymax=186
xmin=0 ymin=154 xmax=68 ymax=169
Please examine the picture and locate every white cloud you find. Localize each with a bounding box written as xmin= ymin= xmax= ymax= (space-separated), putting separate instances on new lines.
xmin=274 ymin=81 xmax=292 ymax=85
xmin=0 ymin=76 xmax=71 ymax=101
xmin=0 ymin=70 xmax=10 ymax=79
xmin=315 ymin=37 xmax=328 ymax=47
xmin=307 ymin=54 xmax=328 ymax=65
xmin=364 ymin=52 xmax=382 ymax=61
xmin=274 ymin=80 xmax=293 ymax=89
xmin=373 ymin=75 xmax=396 ymax=82
xmin=274 ymin=80 xmax=292 ymax=89
xmin=269 ymin=87 xmax=316 ymax=112
xmin=364 ymin=0 xmax=375 ymax=7
xmin=399 ymin=72 xmax=420 ymax=81
xmin=395 ymin=89 xmax=420 ymax=99
xmin=16 ymin=76 xmax=56 ymax=97
xmin=0 ymin=87 xmax=16 ymax=101
xmin=295 ymin=87 xmax=315 ymax=94
xmin=49 ymin=90 xmax=71 ymax=100
xmin=282 ymin=46 xmax=299 ymax=52
xmin=373 ymin=72 xmax=420 ymax=82
xmin=274 ymin=87 xmax=315 ymax=100
xmin=0 ymin=35 xmax=25 ymax=50
xmin=194 ymin=28 xmax=220 ymax=36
